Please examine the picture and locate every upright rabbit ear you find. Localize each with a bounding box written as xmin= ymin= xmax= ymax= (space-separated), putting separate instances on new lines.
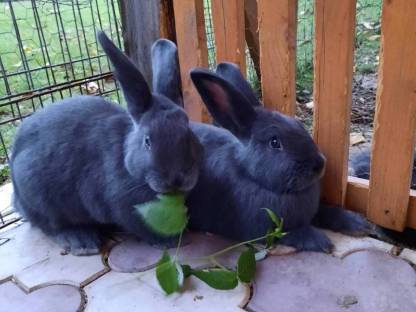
xmin=151 ymin=39 xmax=183 ymax=106
xmin=215 ymin=62 xmax=260 ymax=107
xmin=97 ymin=31 xmax=152 ymax=121
xmin=190 ymin=68 xmax=257 ymax=137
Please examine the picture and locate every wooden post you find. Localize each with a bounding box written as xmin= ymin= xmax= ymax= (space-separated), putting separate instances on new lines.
xmin=258 ymin=0 xmax=297 ymax=115
xmin=313 ymin=0 xmax=356 ymax=206
xmin=244 ymin=0 xmax=261 ymax=80
xmin=119 ymin=0 xmax=176 ymax=86
xmin=211 ymin=0 xmax=246 ymax=74
xmin=173 ymin=0 xmax=209 ymax=122
xmin=367 ymin=1 xmax=416 ymax=231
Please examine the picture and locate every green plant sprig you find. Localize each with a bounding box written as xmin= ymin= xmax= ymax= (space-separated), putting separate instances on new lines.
xmin=135 ymin=194 xmax=285 ymax=295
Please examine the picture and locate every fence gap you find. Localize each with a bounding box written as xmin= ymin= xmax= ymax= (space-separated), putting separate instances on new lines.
xmin=173 ymin=0 xmax=209 ymax=122
xmin=313 ymin=0 xmax=356 ymax=206
xmin=367 ymin=1 xmax=416 ymax=231
xmin=258 ymin=0 xmax=297 ymax=115
xmin=211 ymin=0 xmax=246 ymax=74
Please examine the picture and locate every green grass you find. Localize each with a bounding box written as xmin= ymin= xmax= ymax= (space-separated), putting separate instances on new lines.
xmin=0 ymin=0 xmax=122 ymax=169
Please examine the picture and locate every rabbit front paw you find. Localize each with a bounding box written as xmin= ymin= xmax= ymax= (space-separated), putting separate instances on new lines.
xmin=279 ymin=226 xmax=333 ymax=253
xmin=53 ymin=228 xmax=102 ymax=256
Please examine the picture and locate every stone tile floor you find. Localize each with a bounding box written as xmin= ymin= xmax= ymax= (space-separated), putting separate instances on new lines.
xmin=1 ymin=182 xmax=416 ymax=312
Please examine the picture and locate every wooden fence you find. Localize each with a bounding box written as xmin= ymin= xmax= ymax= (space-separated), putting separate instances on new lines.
xmin=127 ymin=0 xmax=416 ymax=231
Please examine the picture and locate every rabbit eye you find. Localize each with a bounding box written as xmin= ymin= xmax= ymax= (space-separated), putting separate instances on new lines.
xmin=144 ymin=135 xmax=151 ymax=150
xmin=269 ymin=136 xmax=282 ymax=150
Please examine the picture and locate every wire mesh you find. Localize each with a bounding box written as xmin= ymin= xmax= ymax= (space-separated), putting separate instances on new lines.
xmin=0 ymin=0 xmax=122 ymax=226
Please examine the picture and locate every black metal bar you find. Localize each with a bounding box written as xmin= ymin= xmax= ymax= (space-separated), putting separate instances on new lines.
xmin=8 ymin=0 xmax=37 ymax=111
xmin=0 ymin=55 xmax=15 ymax=118
xmin=0 ymin=73 xmax=113 ymax=113
xmin=0 ymin=130 xmax=10 ymax=163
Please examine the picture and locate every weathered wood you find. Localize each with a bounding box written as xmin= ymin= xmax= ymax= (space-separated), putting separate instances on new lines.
xmin=346 ymin=177 xmax=416 ymax=229
xmin=173 ymin=0 xmax=209 ymax=122
xmin=119 ymin=0 xmax=176 ymax=86
xmin=211 ymin=0 xmax=246 ymax=74
xmin=244 ymin=0 xmax=260 ymax=79
xmin=367 ymin=1 xmax=416 ymax=231
xmin=258 ymin=0 xmax=297 ymax=115
xmin=313 ymin=0 xmax=356 ymax=206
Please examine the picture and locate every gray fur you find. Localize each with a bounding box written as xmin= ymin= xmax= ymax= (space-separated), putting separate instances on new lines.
xmin=10 ymin=32 xmax=203 ymax=255
xmin=151 ymin=41 xmax=371 ymax=252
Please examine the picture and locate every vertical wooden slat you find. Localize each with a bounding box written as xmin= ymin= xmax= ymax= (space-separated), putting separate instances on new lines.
xmin=173 ymin=0 xmax=209 ymax=122
xmin=258 ymin=0 xmax=297 ymax=115
xmin=367 ymin=1 xmax=416 ymax=231
xmin=211 ymin=0 xmax=246 ymax=74
xmin=313 ymin=0 xmax=356 ymax=205
xmin=119 ymin=0 xmax=176 ymax=85
xmin=244 ymin=0 xmax=260 ymax=79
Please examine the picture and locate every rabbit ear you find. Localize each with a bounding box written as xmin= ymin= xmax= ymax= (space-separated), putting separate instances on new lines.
xmin=190 ymin=68 xmax=257 ymax=137
xmin=151 ymin=39 xmax=183 ymax=106
xmin=215 ymin=62 xmax=260 ymax=107
xmin=98 ymin=31 xmax=152 ymax=121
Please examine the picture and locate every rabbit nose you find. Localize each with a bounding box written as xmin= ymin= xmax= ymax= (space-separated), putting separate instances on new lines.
xmin=171 ymin=174 xmax=184 ymax=188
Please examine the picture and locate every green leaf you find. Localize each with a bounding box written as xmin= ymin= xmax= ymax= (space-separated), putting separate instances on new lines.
xmin=134 ymin=193 xmax=188 ymax=236
xmin=237 ymin=248 xmax=256 ymax=283
xmin=265 ymin=227 xmax=275 ymax=248
xmin=191 ymin=268 xmax=238 ymax=290
xmin=262 ymin=208 xmax=281 ymax=228
xmin=156 ymin=251 xmax=184 ymax=295
xmin=181 ymin=264 xmax=192 ymax=278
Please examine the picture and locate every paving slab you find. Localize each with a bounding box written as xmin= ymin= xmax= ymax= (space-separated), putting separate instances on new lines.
xmin=325 ymin=230 xmax=395 ymax=258
xmin=400 ymin=248 xmax=416 ymax=266
xmin=108 ymin=232 xmax=241 ymax=273
xmin=248 ymin=250 xmax=416 ymax=312
xmin=0 ymin=182 xmax=12 ymax=212
xmin=0 ymin=222 xmax=106 ymax=289
xmin=84 ymin=270 xmax=247 ymax=312
xmin=0 ymin=281 xmax=82 ymax=312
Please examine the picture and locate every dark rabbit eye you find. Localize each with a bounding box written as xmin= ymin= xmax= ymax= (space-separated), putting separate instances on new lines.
xmin=144 ymin=135 xmax=151 ymax=150
xmin=269 ymin=136 xmax=282 ymax=150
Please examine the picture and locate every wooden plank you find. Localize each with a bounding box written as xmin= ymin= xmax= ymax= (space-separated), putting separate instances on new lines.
xmin=312 ymin=0 xmax=356 ymax=205
xmin=258 ymin=0 xmax=297 ymax=115
xmin=244 ymin=0 xmax=261 ymax=79
xmin=173 ymin=0 xmax=209 ymax=122
xmin=367 ymin=1 xmax=416 ymax=231
xmin=346 ymin=177 xmax=416 ymax=230
xmin=119 ymin=0 xmax=176 ymax=85
xmin=211 ymin=0 xmax=246 ymax=74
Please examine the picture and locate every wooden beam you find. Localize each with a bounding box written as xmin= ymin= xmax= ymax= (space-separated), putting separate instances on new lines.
xmin=346 ymin=177 xmax=416 ymax=230
xmin=367 ymin=0 xmax=416 ymax=231
xmin=211 ymin=0 xmax=246 ymax=74
xmin=244 ymin=0 xmax=261 ymax=79
xmin=313 ymin=0 xmax=356 ymax=205
xmin=119 ymin=0 xmax=176 ymax=86
xmin=173 ymin=0 xmax=209 ymax=122
xmin=258 ymin=0 xmax=297 ymax=115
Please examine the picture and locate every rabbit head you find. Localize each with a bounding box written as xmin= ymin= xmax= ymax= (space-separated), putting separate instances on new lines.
xmin=98 ymin=32 xmax=202 ymax=193
xmin=191 ymin=62 xmax=325 ymax=194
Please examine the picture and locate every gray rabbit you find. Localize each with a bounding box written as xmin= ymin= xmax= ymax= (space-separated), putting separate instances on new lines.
xmin=151 ymin=40 xmax=371 ymax=252
xmin=10 ymin=32 xmax=203 ymax=255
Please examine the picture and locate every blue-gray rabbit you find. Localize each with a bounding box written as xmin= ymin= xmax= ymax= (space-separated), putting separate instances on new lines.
xmin=152 ymin=41 xmax=372 ymax=252
xmin=10 ymin=32 xmax=203 ymax=255
xmin=349 ymin=148 xmax=416 ymax=189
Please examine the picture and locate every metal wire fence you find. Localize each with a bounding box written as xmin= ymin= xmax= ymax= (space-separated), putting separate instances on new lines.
xmin=0 ymin=0 xmax=122 ymax=174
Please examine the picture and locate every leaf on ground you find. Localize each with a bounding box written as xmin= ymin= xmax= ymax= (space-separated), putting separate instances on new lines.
xmin=237 ymin=248 xmax=256 ymax=283
xmin=191 ymin=268 xmax=238 ymax=290
xmin=156 ymin=251 xmax=184 ymax=295
xmin=134 ymin=193 xmax=188 ymax=236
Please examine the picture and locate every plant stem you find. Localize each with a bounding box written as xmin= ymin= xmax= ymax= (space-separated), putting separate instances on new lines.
xmin=174 ymin=231 xmax=183 ymax=260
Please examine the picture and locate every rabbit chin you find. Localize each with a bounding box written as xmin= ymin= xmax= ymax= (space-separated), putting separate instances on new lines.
xmin=146 ymin=178 xmax=196 ymax=194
